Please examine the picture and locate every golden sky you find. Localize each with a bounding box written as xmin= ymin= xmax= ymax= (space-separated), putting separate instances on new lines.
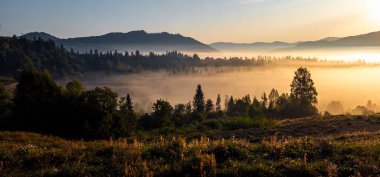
xmin=0 ymin=0 xmax=380 ymax=43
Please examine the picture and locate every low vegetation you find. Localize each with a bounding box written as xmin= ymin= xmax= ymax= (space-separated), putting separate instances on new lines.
xmin=0 ymin=130 xmax=379 ymax=177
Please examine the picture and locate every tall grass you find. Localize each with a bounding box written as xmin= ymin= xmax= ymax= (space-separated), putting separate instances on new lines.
xmin=0 ymin=131 xmax=379 ymax=176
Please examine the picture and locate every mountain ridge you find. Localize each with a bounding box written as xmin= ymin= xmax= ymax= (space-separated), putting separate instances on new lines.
xmin=22 ymin=30 xmax=217 ymax=53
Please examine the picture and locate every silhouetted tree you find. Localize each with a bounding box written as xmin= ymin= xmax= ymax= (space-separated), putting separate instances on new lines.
xmin=326 ymin=101 xmax=344 ymax=115
xmin=285 ymin=67 xmax=319 ymax=118
xmin=12 ymin=69 xmax=62 ymax=132
xmin=227 ymin=96 xmax=235 ymax=115
xmin=173 ymin=103 xmax=186 ymax=125
xmin=249 ymin=97 xmax=262 ymax=118
xmin=152 ymin=99 xmax=173 ymax=127
xmin=268 ymin=89 xmax=279 ymax=110
xmin=216 ymin=94 xmax=222 ymax=111
xmin=193 ymin=84 xmax=205 ymax=113
xmin=117 ymin=94 xmax=136 ymax=136
xmin=261 ymin=93 xmax=268 ymax=110
xmin=193 ymin=54 xmax=200 ymax=60
xmin=205 ymin=99 xmax=214 ymax=114
xmin=79 ymin=87 xmax=118 ymax=139
xmin=290 ymin=67 xmax=318 ymax=105
xmin=233 ymin=98 xmax=250 ymax=116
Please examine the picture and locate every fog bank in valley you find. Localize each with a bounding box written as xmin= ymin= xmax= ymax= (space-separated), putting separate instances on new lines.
xmin=68 ymin=65 xmax=380 ymax=114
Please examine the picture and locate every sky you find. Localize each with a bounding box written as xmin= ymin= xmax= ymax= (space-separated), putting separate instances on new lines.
xmin=0 ymin=0 xmax=380 ymax=43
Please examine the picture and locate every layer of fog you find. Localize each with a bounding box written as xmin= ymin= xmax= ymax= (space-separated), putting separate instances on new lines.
xmin=196 ymin=47 xmax=380 ymax=63
xmin=74 ymin=65 xmax=380 ymax=114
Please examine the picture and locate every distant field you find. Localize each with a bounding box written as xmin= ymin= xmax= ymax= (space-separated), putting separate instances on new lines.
xmin=0 ymin=115 xmax=379 ymax=177
xmin=211 ymin=115 xmax=380 ymax=142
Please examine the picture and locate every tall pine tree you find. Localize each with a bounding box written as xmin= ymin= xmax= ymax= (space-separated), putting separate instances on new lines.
xmin=193 ymin=84 xmax=205 ymax=113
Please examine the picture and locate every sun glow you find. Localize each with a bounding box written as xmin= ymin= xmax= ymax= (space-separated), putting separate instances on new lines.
xmin=367 ymin=0 xmax=380 ymax=23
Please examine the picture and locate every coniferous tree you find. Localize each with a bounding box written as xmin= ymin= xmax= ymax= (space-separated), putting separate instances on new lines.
xmin=205 ymin=99 xmax=214 ymax=114
xmin=268 ymin=89 xmax=279 ymax=110
xmin=118 ymin=94 xmax=136 ymax=136
xmin=227 ymin=96 xmax=235 ymax=115
xmin=193 ymin=84 xmax=205 ymax=113
xmin=215 ymin=94 xmax=222 ymax=111
xmin=261 ymin=92 xmax=268 ymax=110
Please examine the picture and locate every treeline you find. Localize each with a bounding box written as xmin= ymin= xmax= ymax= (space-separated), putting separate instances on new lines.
xmin=0 ymin=67 xmax=318 ymax=139
xmin=1 ymin=36 xmax=369 ymax=79
xmin=0 ymin=36 xmax=259 ymax=78
xmin=0 ymin=36 xmax=83 ymax=78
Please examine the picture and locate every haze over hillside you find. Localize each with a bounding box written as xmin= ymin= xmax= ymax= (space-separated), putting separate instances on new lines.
xmin=22 ymin=31 xmax=217 ymax=53
xmin=210 ymin=30 xmax=380 ymax=53
xmin=295 ymin=30 xmax=380 ymax=48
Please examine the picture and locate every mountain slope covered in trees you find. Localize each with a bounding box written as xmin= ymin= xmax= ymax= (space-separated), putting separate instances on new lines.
xmin=23 ymin=30 xmax=217 ymax=53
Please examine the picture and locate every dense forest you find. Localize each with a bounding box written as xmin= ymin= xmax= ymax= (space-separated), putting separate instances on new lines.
xmin=1 ymin=36 xmax=374 ymax=79
xmin=0 ymin=67 xmax=318 ymax=139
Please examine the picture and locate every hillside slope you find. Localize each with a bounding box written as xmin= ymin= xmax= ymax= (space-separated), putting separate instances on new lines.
xmin=23 ymin=31 xmax=217 ymax=53
xmin=1 ymin=115 xmax=379 ymax=177
xmin=212 ymin=115 xmax=380 ymax=142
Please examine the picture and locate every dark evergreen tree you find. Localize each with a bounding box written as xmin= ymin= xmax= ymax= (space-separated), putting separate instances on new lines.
xmin=205 ymin=99 xmax=214 ymax=114
xmin=173 ymin=103 xmax=186 ymax=126
xmin=227 ymin=96 xmax=235 ymax=115
xmin=193 ymin=84 xmax=205 ymax=113
xmin=117 ymin=94 xmax=136 ymax=136
xmin=261 ymin=92 xmax=268 ymax=110
xmin=216 ymin=94 xmax=222 ymax=111
xmin=268 ymin=89 xmax=279 ymax=110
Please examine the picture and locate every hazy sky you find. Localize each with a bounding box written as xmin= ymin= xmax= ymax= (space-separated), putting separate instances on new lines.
xmin=1 ymin=0 xmax=379 ymax=43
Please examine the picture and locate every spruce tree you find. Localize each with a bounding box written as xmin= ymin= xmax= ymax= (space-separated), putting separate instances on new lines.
xmin=216 ymin=94 xmax=222 ymax=111
xmin=193 ymin=84 xmax=205 ymax=113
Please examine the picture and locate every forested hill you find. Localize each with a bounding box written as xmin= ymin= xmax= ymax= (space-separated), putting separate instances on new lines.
xmin=1 ymin=36 xmax=375 ymax=79
xmin=0 ymin=36 xmax=83 ymax=78
xmin=22 ymin=30 xmax=217 ymax=53
xmin=0 ymin=36 xmax=267 ymax=78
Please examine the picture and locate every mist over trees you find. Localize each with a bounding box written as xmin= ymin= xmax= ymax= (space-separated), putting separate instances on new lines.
xmin=1 ymin=36 xmax=374 ymax=79
xmin=0 ymin=67 xmax=320 ymax=139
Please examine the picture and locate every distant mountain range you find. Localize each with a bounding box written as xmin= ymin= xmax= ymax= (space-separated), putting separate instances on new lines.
xmin=211 ymin=30 xmax=380 ymax=52
xmin=295 ymin=31 xmax=380 ymax=48
xmin=21 ymin=30 xmax=380 ymax=53
xmin=209 ymin=41 xmax=299 ymax=52
xmin=22 ymin=31 xmax=217 ymax=53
